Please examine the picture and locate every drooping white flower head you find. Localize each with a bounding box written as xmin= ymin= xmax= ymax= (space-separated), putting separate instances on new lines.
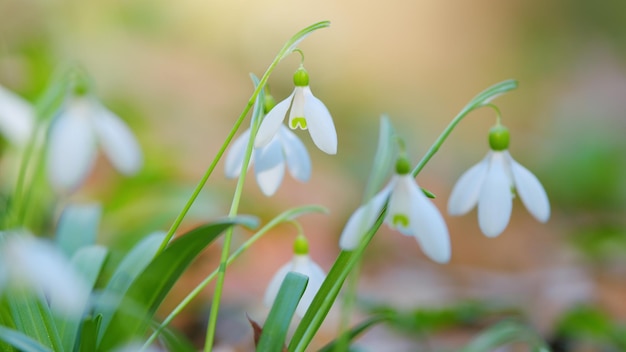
xmin=255 ymin=66 xmax=337 ymax=155
xmin=448 ymin=124 xmax=550 ymax=237
xmin=0 ymin=85 xmax=35 ymax=147
xmin=264 ymin=235 xmax=325 ymax=317
xmin=0 ymin=232 xmax=90 ymax=316
xmin=225 ymin=125 xmax=311 ymax=196
xmin=46 ymin=95 xmax=143 ymax=193
xmin=339 ymin=156 xmax=451 ymax=264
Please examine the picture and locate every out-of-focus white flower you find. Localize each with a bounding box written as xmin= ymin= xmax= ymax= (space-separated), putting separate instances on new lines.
xmin=0 ymin=85 xmax=35 ymax=146
xmin=225 ymin=125 xmax=311 ymax=196
xmin=255 ymin=67 xmax=337 ymax=155
xmin=0 ymin=232 xmax=90 ymax=316
xmin=264 ymin=236 xmax=325 ymax=317
xmin=448 ymin=124 xmax=550 ymax=237
xmin=339 ymin=157 xmax=451 ymax=264
xmin=46 ymin=96 xmax=142 ymax=193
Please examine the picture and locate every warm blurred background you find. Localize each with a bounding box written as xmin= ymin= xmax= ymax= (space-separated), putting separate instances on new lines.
xmin=1 ymin=0 xmax=625 ymax=351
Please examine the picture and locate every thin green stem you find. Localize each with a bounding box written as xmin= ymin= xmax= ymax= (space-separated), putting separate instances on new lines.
xmin=203 ymin=89 xmax=263 ymax=352
xmin=8 ymin=68 xmax=69 ymax=229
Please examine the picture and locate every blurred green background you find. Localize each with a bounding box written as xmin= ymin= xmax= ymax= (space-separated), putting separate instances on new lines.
xmin=1 ymin=0 xmax=625 ymax=350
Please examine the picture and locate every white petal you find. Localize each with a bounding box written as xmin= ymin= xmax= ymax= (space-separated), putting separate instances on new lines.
xmin=302 ymin=87 xmax=337 ymax=155
xmin=291 ymin=255 xmax=325 ymax=317
xmin=0 ymin=85 xmax=35 ymax=146
xmin=255 ymin=94 xmax=292 ymax=148
xmin=263 ymin=262 xmax=291 ymax=308
xmin=508 ymin=153 xmax=550 ymax=223
xmin=339 ymin=185 xmax=392 ymax=250
xmin=407 ymin=181 xmax=451 ymax=263
xmin=47 ymin=103 xmax=97 ymax=193
xmin=279 ymin=126 xmax=311 ymax=182
xmin=386 ymin=175 xmax=414 ymax=235
xmin=254 ymin=137 xmax=285 ymax=196
xmin=448 ymin=154 xmax=490 ymax=215
xmin=224 ymin=129 xmax=252 ymax=178
xmin=478 ymin=152 xmax=513 ymax=237
xmin=93 ymin=106 xmax=142 ymax=175
xmin=4 ymin=235 xmax=89 ymax=316
xmin=288 ymin=87 xmax=307 ymax=130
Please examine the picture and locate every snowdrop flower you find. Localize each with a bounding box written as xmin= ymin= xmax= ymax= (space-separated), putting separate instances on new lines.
xmin=0 ymin=232 xmax=90 ymax=316
xmin=47 ymin=95 xmax=142 ymax=193
xmin=225 ymin=125 xmax=311 ymax=196
xmin=448 ymin=124 xmax=550 ymax=237
xmin=255 ymin=66 xmax=337 ymax=155
xmin=264 ymin=236 xmax=325 ymax=317
xmin=339 ymin=156 xmax=451 ymax=263
xmin=0 ymin=85 xmax=35 ymax=146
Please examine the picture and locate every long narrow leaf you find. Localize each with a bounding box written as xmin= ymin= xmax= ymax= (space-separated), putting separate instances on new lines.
xmin=257 ymin=272 xmax=308 ymax=352
xmin=0 ymin=326 xmax=52 ymax=352
xmin=78 ymin=315 xmax=102 ymax=352
xmin=54 ymin=246 xmax=108 ymax=352
xmin=95 ymin=232 xmax=166 ymax=343
xmin=8 ymin=291 xmax=63 ymax=351
xmin=98 ymin=217 xmax=256 ymax=351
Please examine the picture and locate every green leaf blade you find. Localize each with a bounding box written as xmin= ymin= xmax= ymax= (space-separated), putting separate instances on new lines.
xmin=0 ymin=326 xmax=52 ymax=352
xmin=98 ymin=219 xmax=247 ymax=351
xmin=257 ymin=272 xmax=308 ymax=352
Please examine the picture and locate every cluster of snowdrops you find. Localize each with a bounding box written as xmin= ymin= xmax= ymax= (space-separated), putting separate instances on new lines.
xmin=0 ymin=21 xmax=550 ymax=351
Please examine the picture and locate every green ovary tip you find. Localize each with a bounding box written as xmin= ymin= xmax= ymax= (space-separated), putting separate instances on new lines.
xmin=293 ymin=67 xmax=309 ymax=86
xmin=488 ymin=124 xmax=510 ymax=151
xmin=291 ymin=117 xmax=307 ymax=130
xmin=293 ymin=235 xmax=309 ymax=255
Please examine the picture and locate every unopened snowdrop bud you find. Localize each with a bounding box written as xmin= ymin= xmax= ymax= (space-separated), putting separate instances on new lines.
xmin=263 ymin=235 xmax=325 ymax=317
xmin=448 ymin=123 xmax=550 ymax=237
xmin=263 ymin=90 xmax=277 ymax=114
xmin=255 ymin=66 xmax=337 ymax=154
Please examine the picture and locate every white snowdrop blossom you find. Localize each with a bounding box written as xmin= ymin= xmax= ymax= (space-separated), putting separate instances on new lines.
xmin=255 ymin=67 xmax=337 ymax=155
xmin=0 ymin=232 xmax=90 ymax=316
xmin=339 ymin=158 xmax=451 ymax=264
xmin=0 ymin=85 xmax=35 ymax=146
xmin=47 ymin=96 xmax=142 ymax=193
xmin=264 ymin=236 xmax=325 ymax=317
xmin=448 ymin=124 xmax=550 ymax=237
xmin=225 ymin=125 xmax=311 ymax=196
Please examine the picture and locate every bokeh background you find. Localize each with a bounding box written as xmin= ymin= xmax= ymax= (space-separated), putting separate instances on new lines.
xmin=1 ymin=0 xmax=625 ymax=350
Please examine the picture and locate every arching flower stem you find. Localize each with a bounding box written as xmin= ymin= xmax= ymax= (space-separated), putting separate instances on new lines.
xmin=411 ymin=79 xmax=518 ymax=177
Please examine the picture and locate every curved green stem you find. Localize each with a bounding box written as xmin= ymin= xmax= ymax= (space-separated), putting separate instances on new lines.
xmin=412 ymin=79 xmax=518 ymax=177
